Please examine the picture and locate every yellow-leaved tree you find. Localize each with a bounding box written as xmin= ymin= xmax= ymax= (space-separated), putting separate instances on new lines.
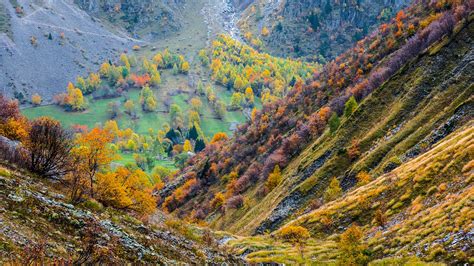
xmin=31 ymin=93 xmax=42 ymax=106
xmin=96 ymin=167 xmax=156 ymax=215
xmin=70 ymin=127 xmax=117 ymax=201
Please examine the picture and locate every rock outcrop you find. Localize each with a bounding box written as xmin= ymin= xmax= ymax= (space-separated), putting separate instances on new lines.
xmin=239 ymin=0 xmax=410 ymax=61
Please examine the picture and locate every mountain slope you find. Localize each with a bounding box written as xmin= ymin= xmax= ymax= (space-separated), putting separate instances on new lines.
xmin=74 ymin=0 xmax=185 ymax=40
xmin=249 ymin=17 xmax=473 ymax=235
xmin=0 ymin=162 xmax=241 ymax=263
xmin=158 ymin=0 xmax=473 ymax=245
xmin=0 ymin=0 xmax=141 ymax=102
xmin=228 ymin=122 xmax=473 ymax=264
xmin=237 ymin=0 xmax=410 ymax=61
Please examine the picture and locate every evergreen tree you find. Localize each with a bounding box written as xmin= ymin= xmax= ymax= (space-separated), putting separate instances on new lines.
xmin=188 ymin=125 xmax=199 ymax=140
xmin=195 ymin=138 xmax=206 ymax=152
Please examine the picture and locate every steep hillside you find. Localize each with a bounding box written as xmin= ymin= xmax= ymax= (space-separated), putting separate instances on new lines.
xmin=250 ymin=17 xmax=473 ymax=235
xmin=237 ymin=0 xmax=410 ymax=61
xmin=0 ymin=0 xmax=140 ymax=102
xmin=228 ymin=123 xmax=473 ymax=264
xmin=0 ymin=163 xmax=241 ymax=263
xmin=74 ymin=0 xmax=185 ymax=40
xmin=158 ymin=0 xmax=473 ymax=247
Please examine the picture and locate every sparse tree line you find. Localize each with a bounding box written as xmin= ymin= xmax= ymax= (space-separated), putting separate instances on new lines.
xmin=52 ymin=49 xmax=190 ymax=112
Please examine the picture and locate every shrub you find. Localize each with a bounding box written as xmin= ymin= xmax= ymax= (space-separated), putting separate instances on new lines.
xmin=324 ymin=177 xmax=342 ymax=202
xmin=339 ymin=225 xmax=369 ymax=265
xmin=25 ymin=117 xmax=73 ymax=178
xmin=210 ymin=192 xmax=225 ymax=210
xmin=226 ymin=195 xmax=244 ymax=209
xmin=265 ymin=165 xmax=282 ymax=191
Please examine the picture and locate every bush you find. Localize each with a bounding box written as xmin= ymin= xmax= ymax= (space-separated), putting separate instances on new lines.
xmin=226 ymin=195 xmax=244 ymax=209
xmin=25 ymin=117 xmax=73 ymax=178
xmin=324 ymin=177 xmax=342 ymax=202
xmin=383 ymin=156 xmax=402 ymax=173
xmin=338 ymin=225 xmax=369 ymax=265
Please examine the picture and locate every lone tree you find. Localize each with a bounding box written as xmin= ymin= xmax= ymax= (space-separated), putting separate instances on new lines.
xmin=277 ymin=225 xmax=311 ymax=260
xmin=324 ymin=177 xmax=342 ymax=202
xmin=339 ymin=225 xmax=369 ymax=265
xmin=26 ymin=117 xmax=73 ymax=178
xmin=344 ymin=96 xmax=358 ymax=117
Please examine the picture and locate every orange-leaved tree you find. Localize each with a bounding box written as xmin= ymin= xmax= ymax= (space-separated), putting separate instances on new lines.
xmin=96 ymin=167 xmax=156 ymax=215
xmin=71 ymin=127 xmax=117 ymax=199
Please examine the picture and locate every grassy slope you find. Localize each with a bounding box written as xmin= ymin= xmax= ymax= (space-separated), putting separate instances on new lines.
xmin=22 ymin=72 xmax=245 ymax=137
xmin=208 ymin=19 xmax=473 ymax=235
xmin=227 ymin=123 xmax=473 ymax=263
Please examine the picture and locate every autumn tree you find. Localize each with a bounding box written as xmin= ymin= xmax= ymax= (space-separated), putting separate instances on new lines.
xmin=96 ymin=167 xmax=156 ymax=215
xmin=31 ymin=93 xmax=42 ymax=106
xmin=188 ymin=124 xmax=199 ymax=140
xmin=66 ymin=82 xmax=86 ymax=111
xmin=230 ymin=92 xmax=244 ymax=110
xmin=266 ymin=165 xmax=282 ymax=191
xmin=188 ymin=110 xmax=200 ymax=128
xmin=180 ymin=61 xmax=190 ymax=74
xmin=356 ymin=171 xmax=371 ymax=186
xmin=150 ymin=69 xmax=161 ymax=87
xmin=245 ymin=87 xmax=254 ymax=104
xmin=195 ymin=138 xmax=205 ymax=152
xmin=277 ymin=225 xmax=311 ymax=259
xmin=324 ymin=177 xmax=342 ymax=202
xmin=339 ymin=225 xmax=368 ymax=265
xmin=183 ymin=139 xmax=193 ymax=153
xmin=344 ymin=96 xmax=358 ymax=117
xmin=198 ymin=49 xmax=209 ymax=66
xmin=140 ymin=86 xmax=157 ymax=112
xmin=374 ymin=209 xmax=387 ymax=228
xmin=124 ymin=99 xmax=135 ymax=115
xmin=71 ymin=128 xmax=116 ymax=198
xmin=348 ymin=139 xmax=361 ymax=161
xmin=99 ymin=62 xmax=111 ymax=77
xmin=169 ymin=104 xmax=184 ymax=128
xmin=261 ymin=26 xmax=270 ymax=37
xmin=25 ymin=117 xmax=74 ymax=178
xmin=211 ymin=132 xmax=228 ymax=144
xmin=211 ymin=192 xmax=225 ymax=211
xmin=190 ymin=97 xmax=202 ymax=113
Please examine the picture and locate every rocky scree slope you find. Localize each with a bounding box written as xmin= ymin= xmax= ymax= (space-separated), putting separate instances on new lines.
xmin=0 ymin=0 xmax=139 ymax=103
xmin=238 ymin=0 xmax=410 ymax=61
xmin=0 ymin=163 xmax=241 ymax=263
xmin=74 ymin=0 xmax=185 ymax=40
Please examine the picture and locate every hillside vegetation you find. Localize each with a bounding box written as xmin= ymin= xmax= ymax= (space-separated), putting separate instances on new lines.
xmin=237 ymin=0 xmax=409 ymax=61
xmin=228 ymin=122 xmax=473 ymax=264
xmin=158 ymin=2 xmax=473 ymax=264
xmin=0 ymin=163 xmax=241 ymax=263
xmin=1 ymin=0 xmax=472 ymax=264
